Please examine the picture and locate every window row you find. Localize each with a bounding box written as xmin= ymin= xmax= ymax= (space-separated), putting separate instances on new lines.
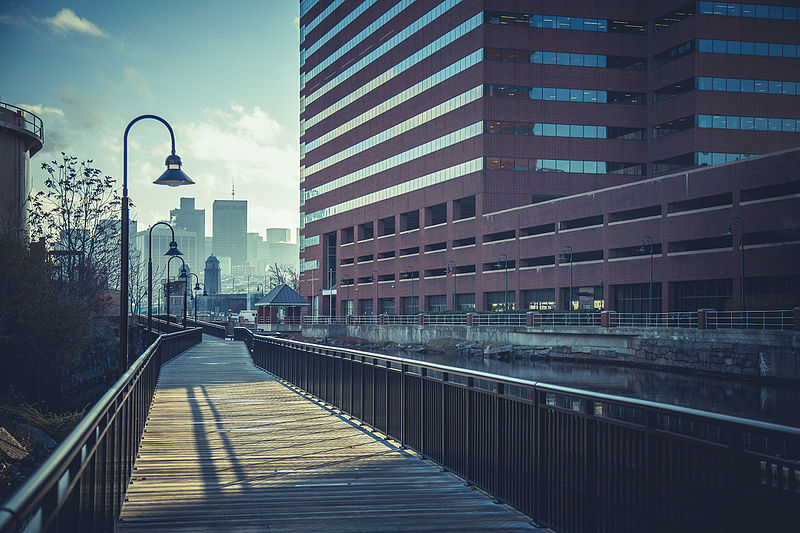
xmin=486 ymin=120 xmax=645 ymax=141
xmin=302 ymin=85 xmax=481 ymax=180
xmin=301 ymin=0 xmax=370 ymax=64
xmin=697 ymin=76 xmax=800 ymax=95
xmin=654 ymin=40 xmax=695 ymax=67
xmin=486 ymin=11 xmax=647 ymax=34
xmin=655 ymin=2 xmax=800 ymax=31
xmin=303 ymin=13 xmax=481 ymax=129
xmin=486 ymin=157 xmax=645 ymax=175
xmin=697 ymin=38 xmax=800 ymax=58
xmin=304 ymin=48 xmax=481 ymax=152
xmin=304 ymin=122 xmax=481 ymax=203
xmin=303 ymin=0 xmax=467 ymax=109
xmin=486 ymin=84 xmax=645 ymax=105
xmin=485 ymin=48 xmax=646 ymax=70
xmin=653 ymin=152 xmax=757 ymax=173
xmin=302 ymin=0 xmax=412 ymax=88
xmin=697 ymin=114 xmax=800 ymax=132
xmin=302 ymin=158 xmax=483 ymax=227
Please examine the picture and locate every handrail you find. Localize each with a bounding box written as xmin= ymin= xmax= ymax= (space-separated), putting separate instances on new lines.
xmin=0 ymin=327 xmax=202 ymax=532
xmin=238 ymin=328 xmax=800 ymax=532
xmin=0 ymin=101 xmax=44 ymax=143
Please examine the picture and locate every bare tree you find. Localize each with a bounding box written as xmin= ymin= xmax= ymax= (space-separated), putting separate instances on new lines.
xmin=267 ymin=262 xmax=299 ymax=291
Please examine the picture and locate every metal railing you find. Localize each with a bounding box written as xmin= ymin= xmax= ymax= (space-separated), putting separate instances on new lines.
xmin=0 ymin=327 xmax=202 ymax=533
xmin=426 ymin=314 xmax=468 ymax=325
xmin=706 ymin=310 xmax=794 ymax=330
xmin=536 ymin=312 xmax=602 ymax=327
xmin=472 ymin=313 xmax=527 ymax=326
xmin=612 ymin=312 xmax=698 ymax=328
xmin=256 ymin=317 xmax=304 ymax=325
xmin=238 ymin=329 xmax=800 ymax=533
xmin=0 ymin=102 xmax=44 ymax=142
xmin=384 ymin=314 xmax=418 ymax=325
xmin=184 ymin=317 xmax=227 ymax=338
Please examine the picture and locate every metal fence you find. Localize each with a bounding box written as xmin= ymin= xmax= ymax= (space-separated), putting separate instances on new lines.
xmin=707 ymin=310 xmax=794 ymax=330
xmin=0 ymin=101 xmax=44 ymax=141
xmin=238 ymin=329 xmax=800 ymax=533
xmin=0 ymin=327 xmax=202 ymax=533
xmin=612 ymin=312 xmax=698 ymax=328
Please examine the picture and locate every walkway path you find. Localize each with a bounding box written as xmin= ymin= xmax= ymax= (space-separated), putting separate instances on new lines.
xmin=117 ymin=336 xmax=536 ymax=532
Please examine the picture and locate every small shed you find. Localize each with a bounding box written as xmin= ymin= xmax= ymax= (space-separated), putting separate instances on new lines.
xmin=254 ymin=284 xmax=309 ymax=330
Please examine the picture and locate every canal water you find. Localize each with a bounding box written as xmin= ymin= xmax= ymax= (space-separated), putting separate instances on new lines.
xmin=406 ymin=351 xmax=800 ymax=429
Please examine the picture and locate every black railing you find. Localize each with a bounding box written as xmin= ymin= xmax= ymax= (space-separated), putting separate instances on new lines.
xmin=184 ymin=318 xmax=227 ymax=338
xmin=0 ymin=327 xmax=202 ymax=533
xmin=237 ymin=328 xmax=799 ymax=533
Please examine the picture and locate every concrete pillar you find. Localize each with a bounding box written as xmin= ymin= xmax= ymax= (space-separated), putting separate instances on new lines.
xmin=418 ymin=314 xmax=426 ymax=325
xmin=601 ymin=310 xmax=616 ymax=328
xmin=526 ymin=311 xmax=541 ymax=327
xmin=379 ymin=314 xmax=386 ymax=325
xmin=467 ymin=312 xmax=478 ymax=326
xmin=698 ymin=308 xmax=716 ymax=329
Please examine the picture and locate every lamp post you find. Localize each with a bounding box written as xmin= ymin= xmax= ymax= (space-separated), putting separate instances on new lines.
xmin=167 ymin=255 xmax=186 ymax=327
xmin=638 ymin=236 xmax=654 ymax=320
xmin=405 ymin=266 xmax=415 ymax=313
xmin=120 ymin=114 xmax=193 ymax=375
xmin=559 ymin=246 xmax=573 ymax=311
xmin=495 ymin=254 xmax=509 ymax=312
xmin=446 ymin=260 xmax=456 ymax=311
xmin=147 ymin=222 xmax=182 ymax=337
xmin=189 ymin=273 xmax=206 ymax=322
xmin=725 ymin=216 xmax=745 ymax=311
xmin=372 ymin=270 xmax=379 ymax=315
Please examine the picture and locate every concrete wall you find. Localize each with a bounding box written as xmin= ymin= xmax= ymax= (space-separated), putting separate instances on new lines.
xmin=301 ymin=324 xmax=800 ymax=381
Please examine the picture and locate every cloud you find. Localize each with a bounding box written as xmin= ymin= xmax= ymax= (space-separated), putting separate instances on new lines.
xmin=123 ymin=66 xmax=154 ymax=101
xmin=19 ymin=104 xmax=65 ymax=117
xmin=42 ymin=8 xmax=107 ymax=37
xmin=0 ymin=13 xmax=29 ymax=27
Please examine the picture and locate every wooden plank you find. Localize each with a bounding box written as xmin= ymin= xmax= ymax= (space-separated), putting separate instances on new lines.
xmin=117 ymin=336 xmax=540 ymax=532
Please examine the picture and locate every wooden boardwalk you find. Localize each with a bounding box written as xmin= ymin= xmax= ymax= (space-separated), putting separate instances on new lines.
xmin=117 ymin=336 xmax=537 ymax=532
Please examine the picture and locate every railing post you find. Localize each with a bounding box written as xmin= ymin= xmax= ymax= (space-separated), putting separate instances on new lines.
xmin=698 ymin=308 xmax=715 ymax=329
xmin=467 ymin=312 xmax=478 ymax=326
xmin=418 ymin=314 xmax=426 ymax=325
xmin=465 ymin=376 xmax=473 ymax=484
xmin=400 ymin=363 xmax=407 ymax=447
xmin=601 ymin=310 xmax=616 ymax=328
xmin=495 ymin=383 xmax=504 ymax=501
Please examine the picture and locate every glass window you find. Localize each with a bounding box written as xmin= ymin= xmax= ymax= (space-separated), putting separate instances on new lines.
xmin=571 ymin=17 xmax=584 ymax=30
xmin=713 ymin=78 xmax=726 ymax=90
xmin=784 ymin=119 xmax=798 ymax=132
xmin=486 ymin=121 xmax=501 ymax=133
xmin=698 ymin=39 xmax=712 ymax=52
xmin=597 ymin=19 xmax=607 ymax=31
xmin=531 ymin=14 xmax=543 ymax=27
xmin=783 ymin=44 xmax=797 ymax=58
xmin=740 ymin=41 xmax=755 ymax=55
xmin=532 ymin=123 xmax=543 ymax=135
xmin=712 ymin=153 xmax=726 ymax=165
xmin=754 ymin=80 xmax=768 ymax=93
xmin=698 ymin=1 xmax=713 ymax=14
xmin=555 ymin=88 xmax=569 ymax=101
xmin=596 ymin=162 xmax=607 ymax=174
xmin=585 ymin=125 xmax=598 ymax=138
xmin=727 ymin=3 xmax=740 ymax=16
xmin=768 ymin=118 xmax=781 ymax=131
xmin=542 ymin=123 xmax=556 ymax=136
xmin=740 ymin=79 xmax=755 ymax=92
xmin=756 ymin=5 xmax=770 ymax=18
xmin=769 ymin=81 xmax=782 ymax=94
xmin=570 ymin=160 xmax=584 ymax=173
xmin=514 ymin=158 xmax=529 ymax=170
xmin=726 ymin=153 xmax=739 ymax=163
xmin=712 ymin=115 xmax=726 ymax=128
xmin=598 ymin=126 xmax=607 ymax=138
xmin=542 ymin=15 xmax=556 ymax=28
xmin=487 ymin=157 xmax=501 ymax=169
xmin=570 ymin=89 xmax=583 ymax=101
xmin=712 ymin=2 xmax=726 ymax=15
xmin=583 ymin=54 xmax=597 ymax=67
xmin=712 ymin=39 xmax=726 ymax=53
xmin=726 ymin=78 xmax=740 ymax=92
xmin=727 ymin=116 xmax=740 ymax=129
xmin=697 ymin=114 xmax=712 ymax=128
xmin=755 ymin=42 xmax=769 ymax=56
xmin=727 ymin=41 xmax=741 ymax=54
xmin=515 ymin=123 xmax=531 ymax=135
xmin=530 ymin=87 xmax=543 ymax=99
xmin=570 ymin=53 xmax=584 ymax=66
xmin=754 ymin=117 xmax=768 ymax=130
xmin=740 ymin=116 xmax=754 ymax=129
xmin=531 ymin=51 xmax=542 ymax=63
xmin=557 ymin=52 xmax=570 ymax=65
xmin=557 ymin=16 xmax=571 ymax=29
xmin=785 ymin=7 xmax=797 ymax=20
xmin=584 ymin=161 xmax=597 ymax=173
xmin=543 ymin=88 xmax=557 ymax=100
xmin=570 ymin=124 xmax=583 ymax=137
xmin=769 ymin=43 xmax=782 ymax=57
xmin=597 ymin=55 xmax=606 ymax=67
xmin=741 ymin=4 xmax=755 ymax=17
xmin=783 ymin=82 xmax=796 ymax=95
xmin=697 ymin=152 xmax=712 ymax=165
xmin=543 ymin=51 xmax=557 ymax=64
xmin=769 ymin=6 xmax=783 ymax=19
xmin=500 ymin=121 xmax=514 ymax=134
xmin=556 ymin=160 xmax=570 ymax=172
xmin=556 ymin=124 xmax=569 ymax=136
xmin=697 ymin=76 xmax=712 ymax=90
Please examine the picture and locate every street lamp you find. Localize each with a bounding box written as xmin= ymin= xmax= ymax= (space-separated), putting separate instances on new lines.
xmin=495 ymin=254 xmax=509 ymax=312
xmin=372 ymin=270 xmax=379 ymax=315
xmin=405 ymin=266 xmax=415 ymax=313
xmin=120 ymin=114 xmax=192 ymax=375
xmin=638 ymin=236 xmax=654 ymax=320
xmin=167 ymin=255 xmax=187 ymax=327
xmin=445 ymin=260 xmax=456 ymax=311
xmin=725 ymin=216 xmax=745 ymax=311
xmin=559 ymin=246 xmax=573 ymax=311
xmin=147 ymin=222 xmax=182 ymax=338
xmin=189 ymin=272 xmax=206 ymax=322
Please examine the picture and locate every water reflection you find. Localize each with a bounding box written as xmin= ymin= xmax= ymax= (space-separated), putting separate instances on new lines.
xmin=408 ymin=351 xmax=800 ymax=429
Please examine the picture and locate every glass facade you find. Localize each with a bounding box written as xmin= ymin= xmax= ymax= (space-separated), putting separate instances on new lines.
xmin=486 ymin=47 xmax=646 ymax=70
xmin=696 ymin=114 xmax=800 ymax=132
xmin=487 ymin=120 xmax=645 ymax=141
xmin=697 ymin=76 xmax=799 ymax=95
xmin=487 ymin=84 xmax=645 ymax=105
xmin=697 ymin=38 xmax=799 ymax=58
xmin=486 ymin=11 xmax=646 ymax=34
xmin=301 ymin=0 xmax=374 ymax=63
xmin=487 ymin=157 xmax=645 ymax=175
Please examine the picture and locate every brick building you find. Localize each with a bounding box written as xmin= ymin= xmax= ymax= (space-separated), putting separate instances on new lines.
xmin=298 ymin=0 xmax=800 ymax=314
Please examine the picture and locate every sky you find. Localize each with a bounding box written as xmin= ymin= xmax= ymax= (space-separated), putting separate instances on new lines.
xmin=0 ymin=0 xmax=301 ymax=239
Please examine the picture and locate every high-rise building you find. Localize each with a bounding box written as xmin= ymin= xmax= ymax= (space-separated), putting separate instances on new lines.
xmin=212 ymin=200 xmax=247 ymax=268
xmin=299 ymin=1 xmax=800 ymax=314
xmin=170 ymin=197 xmax=205 ymax=275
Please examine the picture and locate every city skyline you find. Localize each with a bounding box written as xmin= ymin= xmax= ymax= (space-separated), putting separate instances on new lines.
xmin=0 ymin=0 xmax=301 ymax=234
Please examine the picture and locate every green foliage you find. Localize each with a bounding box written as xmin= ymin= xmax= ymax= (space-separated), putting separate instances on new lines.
xmin=0 ymin=234 xmax=91 ymax=404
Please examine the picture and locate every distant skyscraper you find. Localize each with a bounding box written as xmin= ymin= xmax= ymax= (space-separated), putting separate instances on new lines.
xmin=204 ymin=254 xmax=221 ymax=295
xmin=212 ymin=199 xmax=247 ymax=268
xmin=170 ymin=197 xmax=205 ymax=274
